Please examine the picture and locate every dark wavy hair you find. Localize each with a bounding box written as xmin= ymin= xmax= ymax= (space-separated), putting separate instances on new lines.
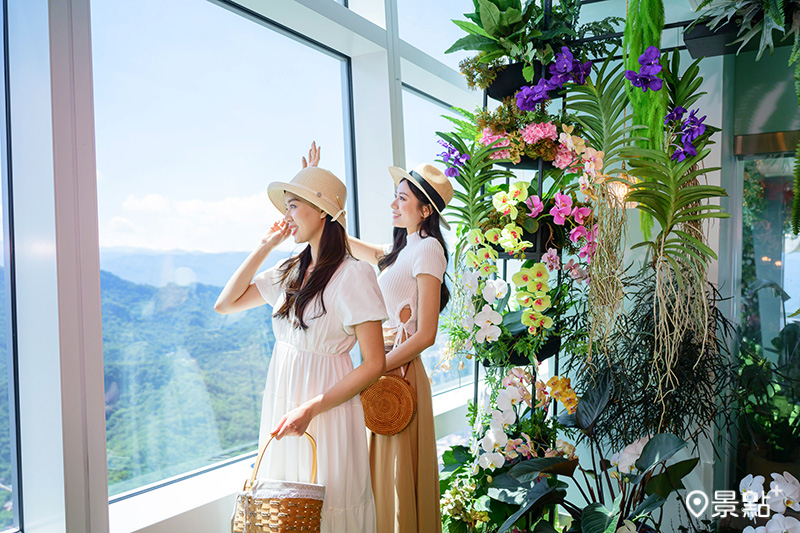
xmin=273 ymin=215 xmax=352 ymax=329
xmin=378 ymin=178 xmax=450 ymax=312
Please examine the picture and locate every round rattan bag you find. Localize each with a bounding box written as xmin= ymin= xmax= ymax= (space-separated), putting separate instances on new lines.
xmin=360 ymin=371 xmax=417 ymax=436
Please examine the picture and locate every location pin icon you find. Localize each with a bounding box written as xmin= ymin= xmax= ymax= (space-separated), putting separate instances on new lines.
xmin=685 ymin=490 xmax=709 ymax=518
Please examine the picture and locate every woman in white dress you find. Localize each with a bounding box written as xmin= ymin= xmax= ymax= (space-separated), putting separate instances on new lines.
xmin=215 ymin=166 xmax=387 ymax=532
xmin=304 ymin=144 xmax=451 ymax=532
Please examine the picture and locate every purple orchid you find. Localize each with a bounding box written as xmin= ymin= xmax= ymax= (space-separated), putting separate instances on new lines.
xmin=625 ymin=70 xmax=663 ymax=92
xmin=680 ymin=109 xmax=707 ymax=143
xmin=551 ymin=47 xmax=574 ymax=76
xmin=625 ymin=46 xmax=663 ymax=92
xmin=670 ymin=141 xmax=697 ymax=162
xmin=437 ymin=139 xmax=469 ymax=178
xmin=664 ymin=106 xmax=687 ymax=125
xmin=516 ymin=78 xmax=550 ymax=111
xmin=571 ymin=59 xmax=592 ymax=85
xmin=638 ymin=46 xmax=661 ymax=66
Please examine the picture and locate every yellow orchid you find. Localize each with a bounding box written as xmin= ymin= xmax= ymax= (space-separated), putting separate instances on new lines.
xmin=478 ymin=246 xmax=498 ymax=262
xmin=537 ymin=314 xmax=554 ymax=329
xmin=561 ymin=124 xmax=574 ymax=135
xmin=478 ymin=261 xmax=497 ymax=277
xmin=512 ymin=268 xmax=533 ymax=287
xmin=501 ymin=223 xmax=523 ymax=242
xmin=515 ymin=291 xmax=534 ymax=307
xmin=521 ymin=309 xmax=540 ymax=328
xmin=530 ymin=263 xmax=549 ymax=282
xmin=526 ymin=279 xmax=550 ymax=294
xmin=571 ymin=135 xmax=587 ymax=155
xmin=467 ymin=228 xmax=485 ymax=246
xmin=492 ymin=191 xmax=512 ymax=212
xmin=465 ymin=251 xmax=481 ymax=270
xmin=508 ymin=181 xmax=528 ymax=203
xmin=531 ymin=294 xmax=551 ymax=312
xmin=484 ymin=228 xmax=501 ymax=244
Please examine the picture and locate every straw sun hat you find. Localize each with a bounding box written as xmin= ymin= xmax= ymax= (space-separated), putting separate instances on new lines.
xmin=268 ymin=167 xmax=348 ymax=231
xmin=388 ymin=163 xmax=454 ymax=230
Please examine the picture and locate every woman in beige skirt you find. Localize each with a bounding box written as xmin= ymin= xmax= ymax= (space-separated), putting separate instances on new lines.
xmin=304 ymin=145 xmax=451 ymax=532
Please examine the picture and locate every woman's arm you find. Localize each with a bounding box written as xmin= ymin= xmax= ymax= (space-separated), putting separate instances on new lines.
xmin=271 ymin=320 xmax=386 ymax=439
xmin=348 ymin=236 xmax=385 ymax=265
xmin=384 ymin=273 xmax=441 ymax=371
xmin=299 ymin=142 xmax=385 ymax=265
xmin=214 ymin=221 xmax=291 ymax=314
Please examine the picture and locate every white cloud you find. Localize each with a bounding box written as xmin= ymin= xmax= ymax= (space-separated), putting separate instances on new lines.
xmin=100 ymin=192 xmax=297 ymax=253
xmin=122 ymin=193 xmax=170 ymax=212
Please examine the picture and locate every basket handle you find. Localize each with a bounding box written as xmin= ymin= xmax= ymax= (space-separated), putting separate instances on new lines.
xmin=244 ymin=432 xmax=318 ymax=490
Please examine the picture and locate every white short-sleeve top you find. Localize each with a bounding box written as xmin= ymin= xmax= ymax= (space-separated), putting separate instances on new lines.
xmin=377 ymin=231 xmax=447 ymax=346
xmin=253 ymin=256 xmax=388 ymax=354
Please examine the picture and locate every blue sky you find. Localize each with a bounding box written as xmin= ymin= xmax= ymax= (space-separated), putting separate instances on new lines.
xmin=91 ymin=0 xmax=347 ymax=252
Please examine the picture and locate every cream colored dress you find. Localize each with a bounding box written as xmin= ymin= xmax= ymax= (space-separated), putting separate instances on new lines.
xmin=253 ymin=256 xmax=388 ymax=533
xmin=371 ymin=231 xmax=446 ymax=533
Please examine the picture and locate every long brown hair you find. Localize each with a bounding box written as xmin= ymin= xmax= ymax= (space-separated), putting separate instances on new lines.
xmin=378 ymin=178 xmax=450 ymax=311
xmin=273 ymin=216 xmax=352 ymax=329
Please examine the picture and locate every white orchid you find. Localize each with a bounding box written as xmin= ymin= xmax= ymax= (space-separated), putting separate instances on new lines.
xmin=482 ymin=278 xmax=508 ymax=305
xmin=490 ymin=409 xmax=516 ymax=433
xmin=496 ymin=387 xmax=523 ymax=412
xmin=480 ymin=428 xmax=508 ymax=453
xmin=475 ymin=323 xmax=501 ymax=343
xmin=616 ymin=521 xmax=637 ymax=533
xmin=462 ymin=269 xmax=480 ymax=297
xmin=768 ymin=472 xmax=800 ymax=513
xmin=478 ymin=451 xmax=505 ymax=471
xmin=610 ymin=435 xmax=651 ymax=474
xmin=743 ymin=527 xmax=766 ymax=533
xmin=765 ymin=514 xmax=800 ymax=533
xmin=740 ymin=474 xmax=766 ymax=519
xmin=474 ymin=304 xmax=501 ymax=327
xmin=461 ymin=315 xmax=474 ymax=331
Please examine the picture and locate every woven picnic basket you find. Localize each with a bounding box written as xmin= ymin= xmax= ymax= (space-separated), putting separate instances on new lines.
xmin=231 ymin=432 xmax=325 ymax=533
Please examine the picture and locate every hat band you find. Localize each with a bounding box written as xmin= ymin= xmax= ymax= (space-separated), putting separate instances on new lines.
xmin=410 ymin=170 xmax=446 ymax=212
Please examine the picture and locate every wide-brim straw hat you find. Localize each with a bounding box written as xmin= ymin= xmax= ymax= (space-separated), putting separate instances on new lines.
xmin=388 ymin=163 xmax=453 ymax=230
xmin=268 ymin=167 xmax=347 ymax=231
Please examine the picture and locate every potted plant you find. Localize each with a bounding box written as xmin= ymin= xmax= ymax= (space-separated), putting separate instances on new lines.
xmin=439 ymin=369 xmax=700 ymax=532
xmin=446 ymin=0 xmax=623 ymax=98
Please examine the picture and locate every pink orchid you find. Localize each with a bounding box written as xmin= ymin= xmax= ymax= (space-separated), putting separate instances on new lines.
xmin=569 ymin=226 xmax=589 ymax=243
xmin=571 ymin=206 xmax=592 ymax=225
xmin=579 ymin=241 xmax=597 ymax=263
xmin=525 ymin=195 xmax=544 ymax=217
xmin=542 ymin=248 xmax=560 ymax=271
xmin=554 ymin=193 xmax=573 ymax=210
xmin=550 ymin=206 xmax=571 ymax=225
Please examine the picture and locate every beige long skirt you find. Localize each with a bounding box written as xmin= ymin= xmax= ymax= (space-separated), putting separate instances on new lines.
xmin=368 ymin=341 xmax=442 ymax=533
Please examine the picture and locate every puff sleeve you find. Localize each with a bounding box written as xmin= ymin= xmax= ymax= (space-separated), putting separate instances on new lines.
xmin=252 ymin=259 xmax=289 ymax=307
xmin=412 ymin=237 xmax=447 ymax=281
xmin=334 ymin=260 xmax=388 ymax=335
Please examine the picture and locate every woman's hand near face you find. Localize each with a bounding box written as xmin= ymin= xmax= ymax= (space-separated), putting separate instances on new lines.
xmin=301 ymin=141 xmax=320 ymax=168
xmin=261 ymin=220 xmax=291 ymax=249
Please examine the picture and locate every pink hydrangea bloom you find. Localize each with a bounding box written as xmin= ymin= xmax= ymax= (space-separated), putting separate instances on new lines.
xmin=481 ymin=128 xmax=512 ymax=160
xmin=553 ymin=144 xmax=574 ymax=169
xmin=520 ymin=121 xmax=558 ymax=144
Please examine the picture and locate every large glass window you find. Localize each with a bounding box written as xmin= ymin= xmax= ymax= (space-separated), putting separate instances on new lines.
xmin=91 ymin=0 xmax=350 ymax=497
xmin=402 ymin=87 xmax=472 ymax=394
xmin=737 ymin=155 xmax=799 ymax=471
xmin=397 ymin=0 xmax=470 ymax=70
xmin=0 ymin=2 xmax=19 ymax=529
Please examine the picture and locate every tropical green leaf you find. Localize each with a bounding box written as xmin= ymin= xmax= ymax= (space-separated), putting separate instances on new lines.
xmin=634 ymin=433 xmax=688 ymax=474
xmin=645 ymin=457 xmax=699 ymax=499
